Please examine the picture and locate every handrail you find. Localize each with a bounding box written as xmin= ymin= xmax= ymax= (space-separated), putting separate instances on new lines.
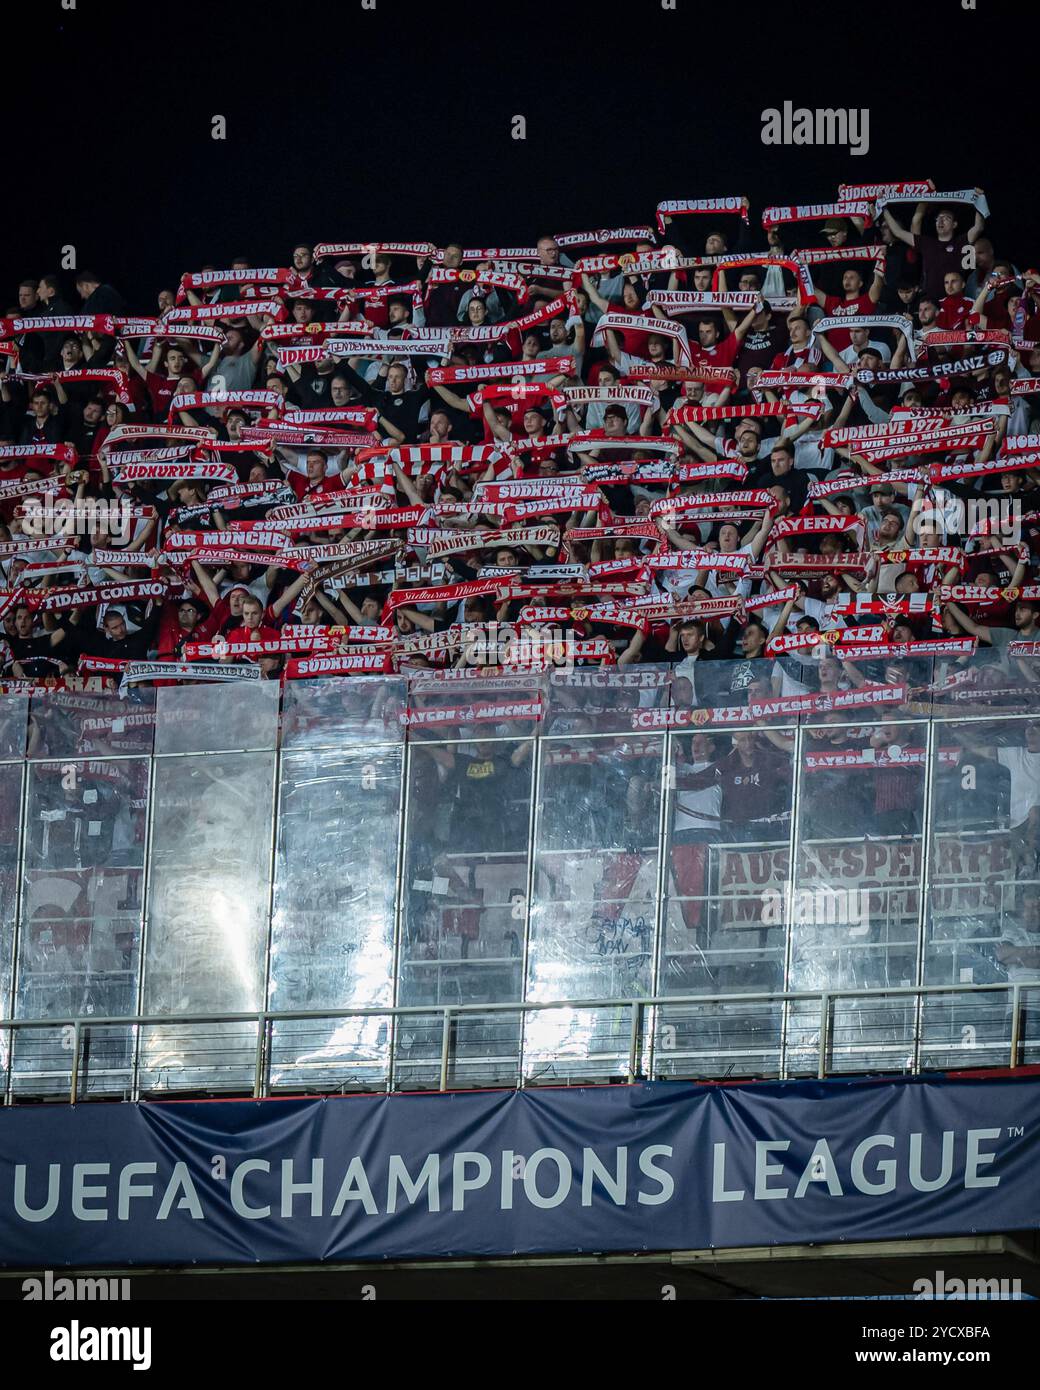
xmin=0 ymin=981 xmax=1029 ymax=1105
xmin=0 ymin=979 xmax=1021 ymax=1031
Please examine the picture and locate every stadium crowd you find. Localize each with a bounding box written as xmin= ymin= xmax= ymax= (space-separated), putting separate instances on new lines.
xmin=1 ymin=182 xmax=1040 ymax=721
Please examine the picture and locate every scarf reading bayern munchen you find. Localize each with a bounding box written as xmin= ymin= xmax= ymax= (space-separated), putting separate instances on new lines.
xmin=14 ymin=368 xmax=133 ymax=404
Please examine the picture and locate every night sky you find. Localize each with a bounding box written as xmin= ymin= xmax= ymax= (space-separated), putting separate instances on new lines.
xmin=5 ymin=0 xmax=1033 ymax=309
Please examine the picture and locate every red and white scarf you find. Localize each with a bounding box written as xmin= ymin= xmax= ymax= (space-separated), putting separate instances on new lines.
xmin=424 ymin=524 xmax=559 ymax=560
xmin=766 ymin=626 xmax=886 ymax=656
xmin=0 ymin=443 xmax=79 ymax=465
xmin=655 ymin=197 xmax=748 ymax=235
xmin=838 ymin=180 xmax=934 ymax=200
xmin=791 ymin=245 xmax=887 ymax=265
xmin=650 ymin=489 xmax=777 ymax=517
xmin=930 ymin=455 xmax=1038 ymax=482
xmin=241 ymin=423 xmax=377 ymax=450
xmin=167 ymin=389 xmax=283 ymax=421
xmin=761 ymin=201 xmax=874 ymax=228
xmin=565 ymin=431 xmax=680 ymax=457
xmin=620 ymin=364 xmax=738 ymax=388
xmin=874 ymin=189 xmax=990 ymax=219
xmin=0 ymin=314 xmax=116 ymax=337
xmin=115 ymin=461 xmax=239 ymax=485
xmin=282 ymin=407 xmax=379 ymax=431
xmin=831 ymin=637 xmax=975 ymax=662
xmin=755 ymin=369 xmax=854 ymax=394
xmin=426 ymin=358 xmax=575 ymax=385
xmin=161 ymin=302 xmax=286 ymax=325
xmin=424 ymin=267 xmax=528 ymax=302
xmin=313 ymin=241 xmax=438 ymax=259
xmin=15 ymin=368 xmax=133 ymax=404
xmin=590 ymin=311 xmax=693 ymax=368
xmin=812 ymin=313 xmax=915 ymax=358
xmin=120 ymin=660 xmax=262 ymax=690
xmin=177 ymin=267 xmax=303 ymax=301
xmin=554 ymin=227 xmax=656 ymax=248
xmin=27 ymin=580 xmax=170 ymax=613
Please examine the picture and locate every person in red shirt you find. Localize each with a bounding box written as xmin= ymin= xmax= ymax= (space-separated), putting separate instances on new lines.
xmin=812 ymin=262 xmax=885 ymax=351
xmin=280 ymin=447 xmax=347 ymax=502
xmin=936 ymin=269 xmax=974 ymax=330
xmin=769 ymin=310 xmax=823 ymax=372
xmin=221 ymin=594 xmax=283 ymax=677
xmin=690 ymin=301 xmax=759 ymax=369
xmin=124 ymin=340 xmax=213 ymax=419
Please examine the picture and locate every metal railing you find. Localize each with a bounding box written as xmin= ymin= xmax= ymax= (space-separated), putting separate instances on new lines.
xmin=0 ymin=980 xmax=1032 ymax=1104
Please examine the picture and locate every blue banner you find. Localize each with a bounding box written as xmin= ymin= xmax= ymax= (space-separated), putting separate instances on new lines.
xmin=1 ymin=1076 xmax=1038 ymax=1268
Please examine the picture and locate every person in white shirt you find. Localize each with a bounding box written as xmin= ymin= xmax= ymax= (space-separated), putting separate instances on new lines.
xmin=996 ymin=886 xmax=1040 ymax=983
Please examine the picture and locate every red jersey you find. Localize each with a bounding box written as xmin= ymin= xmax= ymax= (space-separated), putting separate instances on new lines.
xmin=224 ymin=623 xmax=282 ymax=648
xmin=288 ymin=472 xmax=346 ymax=502
xmin=821 ymin=292 xmax=875 ymax=351
xmin=145 ymin=367 xmax=201 ymax=419
xmin=936 ymin=295 xmax=973 ymax=331
xmin=691 ymin=333 xmax=740 ymax=369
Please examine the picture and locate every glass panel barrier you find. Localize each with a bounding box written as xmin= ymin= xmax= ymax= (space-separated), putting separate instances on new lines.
xmin=789 ymin=718 xmax=925 ymax=1076
xmin=922 ymin=715 xmax=1040 ymax=1069
xmin=525 ymin=732 xmax=663 ymax=1082
xmin=657 ymin=706 xmax=792 ymax=1080
xmin=12 ymin=757 xmax=148 ymax=1096
xmin=29 ymin=687 xmax=155 ymax=761
xmin=280 ymin=676 xmax=407 ymax=750
xmin=0 ymin=663 xmax=1034 ymax=1098
xmin=396 ymin=733 xmax=532 ymax=1087
xmin=0 ymin=760 xmax=23 ymax=1089
xmin=152 ymin=679 xmax=279 ymax=756
xmin=0 ymin=694 xmax=29 ymax=760
xmin=138 ymin=752 xmax=275 ymax=1092
xmin=268 ymin=744 xmax=402 ymax=1090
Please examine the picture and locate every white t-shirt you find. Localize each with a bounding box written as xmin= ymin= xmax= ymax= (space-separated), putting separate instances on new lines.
xmin=998 ymin=923 xmax=1040 ymax=983
xmin=673 ymin=760 xmax=722 ymax=834
xmin=997 ymin=746 xmax=1040 ymax=828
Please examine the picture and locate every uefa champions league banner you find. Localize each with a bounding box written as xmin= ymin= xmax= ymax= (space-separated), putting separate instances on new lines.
xmin=0 ymin=1077 xmax=1038 ymax=1268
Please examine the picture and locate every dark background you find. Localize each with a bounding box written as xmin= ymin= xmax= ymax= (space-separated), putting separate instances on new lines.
xmin=4 ymin=0 xmax=1034 ymax=310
